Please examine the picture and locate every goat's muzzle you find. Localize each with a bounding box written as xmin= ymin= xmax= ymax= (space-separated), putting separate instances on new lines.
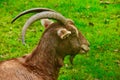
xmin=80 ymin=44 xmax=90 ymax=53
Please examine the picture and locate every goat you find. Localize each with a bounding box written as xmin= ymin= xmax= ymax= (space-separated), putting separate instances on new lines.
xmin=0 ymin=8 xmax=90 ymax=80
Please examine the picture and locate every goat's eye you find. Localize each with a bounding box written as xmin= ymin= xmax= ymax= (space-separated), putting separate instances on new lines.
xmin=71 ymin=31 xmax=77 ymax=37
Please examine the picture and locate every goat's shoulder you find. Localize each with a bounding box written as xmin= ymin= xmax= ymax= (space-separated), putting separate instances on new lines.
xmin=0 ymin=58 xmax=41 ymax=80
xmin=0 ymin=58 xmax=23 ymax=69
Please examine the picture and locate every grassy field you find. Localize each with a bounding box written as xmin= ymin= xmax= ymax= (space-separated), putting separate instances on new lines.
xmin=0 ymin=0 xmax=120 ymax=80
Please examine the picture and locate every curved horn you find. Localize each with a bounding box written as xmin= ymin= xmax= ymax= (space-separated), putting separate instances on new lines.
xmin=11 ymin=8 xmax=56 ymax=23
xmin=22 ymin=11 xmax=67 ymax=44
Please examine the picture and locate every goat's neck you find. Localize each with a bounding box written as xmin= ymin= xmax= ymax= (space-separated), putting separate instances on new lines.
xmin=25 ymin=38 xmax=64 ymax=79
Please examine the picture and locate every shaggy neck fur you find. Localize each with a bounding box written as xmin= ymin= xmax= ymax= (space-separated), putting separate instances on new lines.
xmin=25 ymin=31 xmax=63 ymax=80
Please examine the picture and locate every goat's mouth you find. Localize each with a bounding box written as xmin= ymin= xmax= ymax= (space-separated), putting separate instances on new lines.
xmin=80 ymin=44 xmax=90 ymax=54
xmin=80 ymin=49 xmax=88 ymax=53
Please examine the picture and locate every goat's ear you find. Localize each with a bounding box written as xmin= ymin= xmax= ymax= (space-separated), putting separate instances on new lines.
xmin=57 ymin=28 xmax=71 ymax=39
xmin=41 ymin=19 xmax=53 ymax=28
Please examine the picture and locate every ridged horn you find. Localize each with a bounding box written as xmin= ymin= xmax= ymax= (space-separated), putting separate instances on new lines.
xmin=22 ymin=11 xmax=67 ymax=44
xmin=11 ymin=8 xmax=56 ymax=23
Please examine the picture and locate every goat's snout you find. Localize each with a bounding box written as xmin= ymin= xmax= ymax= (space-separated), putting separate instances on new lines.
xmin=80 ymin=44 xmax=90 ymax=53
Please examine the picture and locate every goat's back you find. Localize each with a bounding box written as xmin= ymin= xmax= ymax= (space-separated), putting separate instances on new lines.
xmin=0 ymin=58 xmax=48 ymax=80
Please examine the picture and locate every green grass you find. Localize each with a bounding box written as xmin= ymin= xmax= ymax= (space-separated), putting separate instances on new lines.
xmin=0 ymin=0 xmax=120 ymax=80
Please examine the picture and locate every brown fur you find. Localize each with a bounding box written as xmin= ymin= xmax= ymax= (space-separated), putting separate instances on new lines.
xmin=0 ymin=22 xmax=89 ymax=80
